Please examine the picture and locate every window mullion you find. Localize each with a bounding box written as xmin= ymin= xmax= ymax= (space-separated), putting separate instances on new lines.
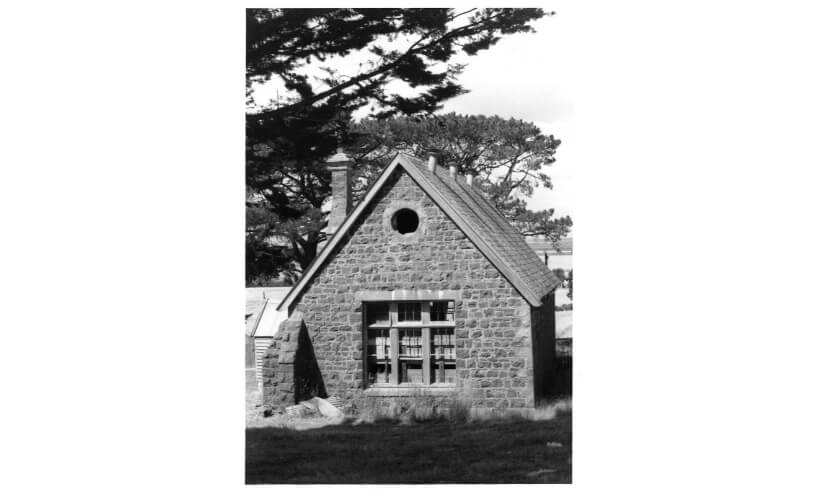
xmin=421 ymin=302 xmax=431 ymax=385
xmin=389 ymin=326 xmax=399 ymax=385
xmin=422 ymin=327 xmax=431 ymax=385
xmin=388 ymin=302 xmax=398 ymax=384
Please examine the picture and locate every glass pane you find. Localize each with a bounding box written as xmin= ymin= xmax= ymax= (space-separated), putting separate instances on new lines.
xmin=430 ymin=301 xmax=454 ymax=322
xmin=398 ymin=328 xmax=423 ymax=384
xmin=431 ymin=328 xmax=455 ymax=384
xmin=399 ymin=328 xmax=422 ymax=357
xmin=366 ymin=329 xmax=391 ymax=385
xmin=397 ymin=302 xmax=421 ymax=322
xmin=366 ymin=302 xmax=389 ymax=326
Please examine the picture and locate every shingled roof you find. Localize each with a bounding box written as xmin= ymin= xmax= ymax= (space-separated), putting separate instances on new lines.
xmin=277 ymin=152 xmax=562 ymax=312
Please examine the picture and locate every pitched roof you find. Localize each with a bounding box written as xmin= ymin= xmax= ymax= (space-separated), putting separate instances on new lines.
xmin=277 ymin=153 xmax=562 ymax=312
xmin=246 ymin=298 xmax=268 ymax=336
xmin=246 ymin=287 xmax=292 ymax=337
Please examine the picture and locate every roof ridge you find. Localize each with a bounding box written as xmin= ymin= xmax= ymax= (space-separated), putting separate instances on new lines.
xmin=275 ymin=152 xmax=559 ymax=313
xmin=421 ymin=166 xmax=495 ymax=239
xmin=395 ymin=155 xmax=557 ymax=304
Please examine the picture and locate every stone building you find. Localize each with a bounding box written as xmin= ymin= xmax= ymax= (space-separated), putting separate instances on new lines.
xmin=260 ymin=150 xmax=562 ymax=414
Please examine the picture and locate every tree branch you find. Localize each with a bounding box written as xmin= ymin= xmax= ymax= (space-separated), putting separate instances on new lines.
xmin=270 ymin=10 xmax=506 ymax=113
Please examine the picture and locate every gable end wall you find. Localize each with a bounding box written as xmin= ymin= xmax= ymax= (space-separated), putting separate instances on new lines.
xmin=274 ymin=169 xmax=538 ymax=410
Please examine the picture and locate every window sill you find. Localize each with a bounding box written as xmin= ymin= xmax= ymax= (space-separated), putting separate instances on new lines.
xmin=363 ymin=384 xmax=457 ymax=397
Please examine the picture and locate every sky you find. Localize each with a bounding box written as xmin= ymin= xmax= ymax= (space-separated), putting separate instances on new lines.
xmin=439 ymin=10 xmax=575 ymax=219
xmin=250 ymin=6 xmax=575 ymax=220
xmin=10 ymin=3 xmax=818 ymax=489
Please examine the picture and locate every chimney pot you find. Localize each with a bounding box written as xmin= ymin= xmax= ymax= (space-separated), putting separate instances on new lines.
xmin=427 ymin=154 xmax=437 ymax=172
xmin=466 ymin=173 xmax=474 ymax=186
xmin=449 ymin=165 xmax=457 ymax=177
xmin=327 ymin=147 xmax=352 ymax=164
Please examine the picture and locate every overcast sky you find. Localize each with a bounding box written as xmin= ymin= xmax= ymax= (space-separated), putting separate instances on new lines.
xmin=439 ymin=9 xmax=575 ymax=219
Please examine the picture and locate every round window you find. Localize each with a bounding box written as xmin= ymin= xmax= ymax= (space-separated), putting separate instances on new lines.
xmin=391 ymin=208 xmax=419 ymax=234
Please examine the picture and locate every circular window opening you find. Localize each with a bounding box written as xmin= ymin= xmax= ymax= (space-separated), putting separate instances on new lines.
xmin=391 ymin=208 xmax=419 ymax=234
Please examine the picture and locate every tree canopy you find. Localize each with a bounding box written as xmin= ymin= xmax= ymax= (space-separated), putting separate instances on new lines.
xmin=246 ymin=8 xmax=552 ymax=285
xmin=349 ymin=113 xmax=572 ymax=239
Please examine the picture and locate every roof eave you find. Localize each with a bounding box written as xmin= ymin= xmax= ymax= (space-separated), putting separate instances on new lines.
xmin=400 ymin=161 xmax=547 ymax=307
xmin=275 ymin=154 xmax=407 ymax=313
xmin=248 ymin=298 xmax=268 ymax=337
xmin=276 ymin=152 xmax=553 ymax=313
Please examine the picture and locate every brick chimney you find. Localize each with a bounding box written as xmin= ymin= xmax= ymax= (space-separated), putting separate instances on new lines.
xmin=325 ymin=148 xmax=353 ymax=239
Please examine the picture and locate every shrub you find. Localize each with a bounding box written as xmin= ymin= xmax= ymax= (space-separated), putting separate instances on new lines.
xmin=447 ymin=398 xmax=471 ymax=423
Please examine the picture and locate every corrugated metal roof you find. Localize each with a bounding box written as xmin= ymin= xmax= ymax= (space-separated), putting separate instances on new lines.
xmin=246 ymin=287 xmax=292 ymax=337
xmin=277 ymin=153 xmax=562 ymax=312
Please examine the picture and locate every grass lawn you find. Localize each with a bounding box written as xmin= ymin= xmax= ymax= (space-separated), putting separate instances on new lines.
xmin=246 ymin=411 xmax=571 ymax=483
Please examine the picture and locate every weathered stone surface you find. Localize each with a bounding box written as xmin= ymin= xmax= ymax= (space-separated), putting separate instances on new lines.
xmin=262 ymin=312 xmax=329 ymax=407
xmin=262 ymin=169 xmax=540 ymax=411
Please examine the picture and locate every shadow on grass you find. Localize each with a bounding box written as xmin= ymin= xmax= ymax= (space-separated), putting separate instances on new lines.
xmin=246 ymin=410 xmax=571 ymax=484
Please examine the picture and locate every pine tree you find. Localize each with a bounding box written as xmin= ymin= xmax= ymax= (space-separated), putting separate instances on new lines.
xmin=246 ymin=8 xmax=550 ymax=283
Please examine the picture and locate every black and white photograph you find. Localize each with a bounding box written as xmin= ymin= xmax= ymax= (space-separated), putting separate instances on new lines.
xmin=5 ymin=1 xmax=818 ymax=493
xmin=244 ymin=7 xmax=573 ymax=483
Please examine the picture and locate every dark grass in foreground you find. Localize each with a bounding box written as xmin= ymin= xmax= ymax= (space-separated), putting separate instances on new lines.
xmin=246 ymin=411 xmax=571 ymax=484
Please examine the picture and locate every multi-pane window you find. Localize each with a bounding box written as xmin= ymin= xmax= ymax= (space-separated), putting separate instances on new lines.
xmin=366 ymin=328 xmax=392 ymax=384
xmin=431 ymin=328 xmax=455 ymax=383
xmin=429 ymin=301 xmax=453 ymax=322
xmin=364 ymin=301 xmax=456 ymax=387
xmin=367 ymin=302 xmax=390 ymax=326
xmin=398 ymin=328 xmax=423 ymax=383
xmin=397 ymin=302 xmax=421 ymax=322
